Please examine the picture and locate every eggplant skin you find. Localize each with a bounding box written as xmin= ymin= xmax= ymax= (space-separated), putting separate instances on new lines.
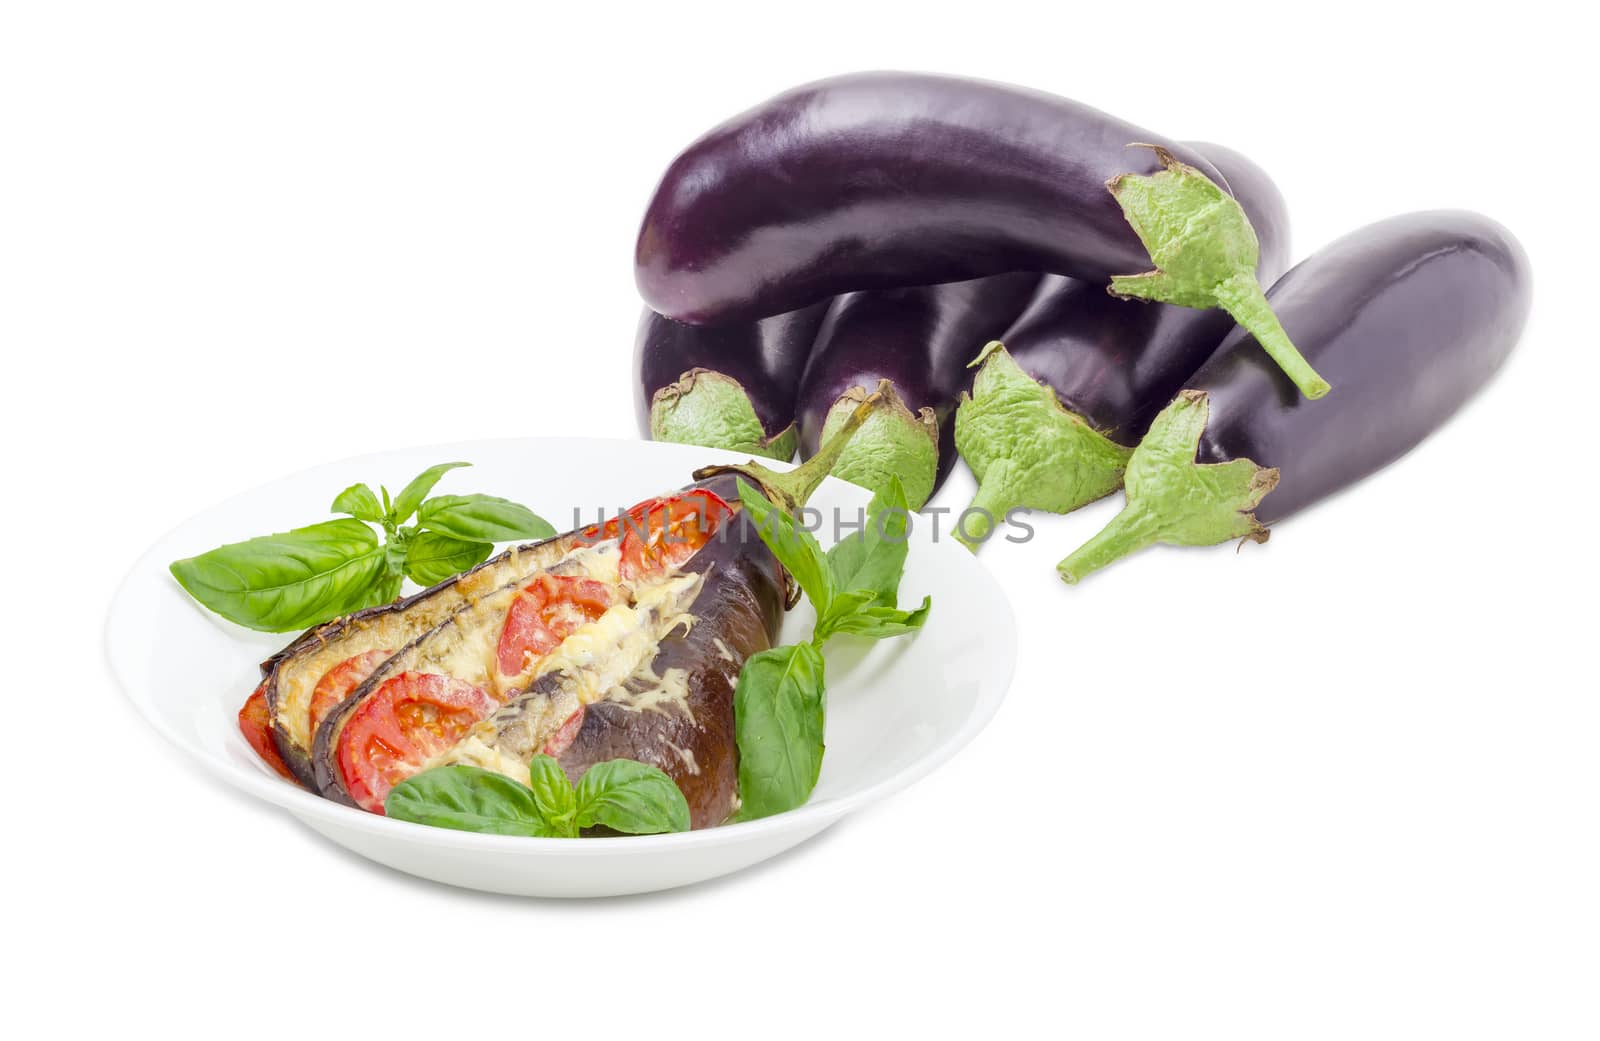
xmin=261 ymin=531 xmax=582 ymax=787
xmin=1191 ymin=210 xmax=1531 ymax=522
xmin=995 ymin=140 xmax=1291 ymax=446
xmin=795 ymin=273 xmax=1041 ymax=493
xmin=560 ymin=477 xmax=785 ymax=829
xmin=635 ymin=304 xmax=828 ymax=442
xmin=635 ymin=71 xmax=1226 ymax=324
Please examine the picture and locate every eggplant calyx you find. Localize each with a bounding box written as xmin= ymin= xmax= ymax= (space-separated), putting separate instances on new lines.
xmin=815 ymin=382 xmax=940 ymax=510
xmin=952 ymin=342 xmax=1132 ymax=551
xmin=694 ymin=381 xmax=891 ymax=514
xmin=1105 ymin=145 xmax=1331 ymax=400
xmin=1056 ymin=390 xmax=1279 ymax=584
xmin=650 ymin=368 xmax=799 ymax=462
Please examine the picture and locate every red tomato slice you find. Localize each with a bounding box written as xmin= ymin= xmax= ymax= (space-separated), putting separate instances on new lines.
xmin=496 ymin=574 xmax=615 ymax=677
xmin=308 ymin=649 xmax=393 ymax=734
xmin=238 ymin=684 xmax=295 ymax=781
xmin=544 ymin=706 xmax=585 ymax=757
xmin=618 ymin=489 xmax=733 ymax=582
xmin=583 ymin=498 xmax=657 ymax=542
xmin=335 ymin=672 xmax=495 ymax=814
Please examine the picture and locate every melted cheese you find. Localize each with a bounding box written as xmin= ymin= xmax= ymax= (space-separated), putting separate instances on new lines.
xmin=606 ymin=664 xmax=695 ymax=722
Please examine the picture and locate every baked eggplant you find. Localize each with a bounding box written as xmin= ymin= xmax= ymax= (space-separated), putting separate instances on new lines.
xmin=260 ymin=531 xmax=588 ymax=787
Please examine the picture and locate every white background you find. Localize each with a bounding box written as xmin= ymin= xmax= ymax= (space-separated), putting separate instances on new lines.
xmin=5 ymin=2 xmax=1595 ymax=1036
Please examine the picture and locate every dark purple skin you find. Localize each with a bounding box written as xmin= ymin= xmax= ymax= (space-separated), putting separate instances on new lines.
xmin=634 ymin=303 xmax=828 ymax=440
xmin=995 ymin=141 xmax=1291 ymax=446
xmin=1190 ymin=210 xmax=1530 ymax=523
xmin=795 ymin=272 xmax=1042 ymax=490
xmin=635 ymin=71 xmax=1229 ymax=325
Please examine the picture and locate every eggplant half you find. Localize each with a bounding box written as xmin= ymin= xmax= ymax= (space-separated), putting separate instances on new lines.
xmin=260 ymin=531 xmax=588 ymax=787
xmin=288 ymin=475 xmax=783 ymax=826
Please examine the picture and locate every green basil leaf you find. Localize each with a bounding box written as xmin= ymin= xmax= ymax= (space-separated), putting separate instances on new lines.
xmin=823 ymin=596 xmax=931 ymax=639
xmin=385 ymin=766 xmax=554 ymax=836
xmin=736 ymin=479 xmax=834 ymax=616
xmin=389 ymin=462 xmax=471 ymax=523
xmin=734 ymin=642 xmax=827 ymax=820
xmin=573 ymin=759 xmax=691 ymax=835
xmin=169 ymin=518 xmax=387 ymax=633
xmin=418 ymin=494 xmax=557 ymax=543
xmin=374 ymin=571 xmax=404 ymax=606
xmin=330 ymin=482 xmax=384 ymax=522
xmin=403 ymin=530 xmax=492 ymax=585
xmin=826 ymin=475 xmax=913 ymax=607
xmin=526 ymin=754 xmax=579 ymax=838
xmin=813 ymin=588 xmax=878 ymax=643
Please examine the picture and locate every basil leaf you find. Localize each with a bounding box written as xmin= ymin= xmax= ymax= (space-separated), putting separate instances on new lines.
xmin=734 ymin=642 xmax=827 ymax=820
xmin=823 ymin=596 xmax=931 ymax=639
xmin=418 ymin=494 xmax=557 ymax=543
xmin=385 ymin=766 xmax=554 ymax=836
xmin=826 ymin=475 xmax=913 ymax=607
xmin=169 ymin=518 xmax=387 ymax=633
xmin=735 ymin=479 xmax=834 ymax=616
xmin=574 ymin=759 xmax=691 ymax=835
xmin=404 ymin=530 xmax=492 ymax=585
xmin=813 ymin=588 xmax=878 ymax=643
xmin=389 ymin=462 xmax=471 ymax=523
xmin=330 ymin=482 xmax=384 ymax=522
xmin=526 ymin=754 xmax=579 ymax=838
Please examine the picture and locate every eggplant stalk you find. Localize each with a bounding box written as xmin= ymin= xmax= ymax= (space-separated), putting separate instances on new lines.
xmin=651 ymin=368 xmax=799 ymax=461
xmin=953 ymin=343 xmax=1132 ymax=549
xmin=1056 ymin=391 xmax=1278 ymax=583
xmin=695 ymin=381 xmax=891 ymax=514
xmin=1107 ymin=145 xmax=1330 ymax=400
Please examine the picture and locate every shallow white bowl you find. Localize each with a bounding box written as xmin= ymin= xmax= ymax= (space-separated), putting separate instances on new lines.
xmin=106 ymin=438 xmax=1016 ymax=897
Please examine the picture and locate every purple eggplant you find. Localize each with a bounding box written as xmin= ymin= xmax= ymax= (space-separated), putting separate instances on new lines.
xmin=635 ymin=303 xmax=827 ymax=461
xmin=634 ymin=71 xmax=1327 ymax=398
xmin=792 ymin=272 xmax=1041 ymax=508
xmin=952 ymin=141 xmax=1290 ymax=546
xmin=1058 ymin=211 xmax=1531 ymax=583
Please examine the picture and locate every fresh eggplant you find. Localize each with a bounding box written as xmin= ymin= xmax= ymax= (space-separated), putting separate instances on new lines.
xmin=953 ymin=141 xmax=1290 ymax=545
xmin=793 ymin=272 xmax=1041 ymax=508
xmin=635 ymin=71 xmax=1327 ymax=398
xmin=636 ymin=303 xmax=828 ymax=461
xmin=260 ymin=531 xmax=586 ymax=787
xmin=1057 ymin=211 xmax=1531 ymax=583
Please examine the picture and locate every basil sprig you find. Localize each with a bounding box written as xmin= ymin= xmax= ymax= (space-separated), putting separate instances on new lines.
xmin=732 ymin=477 xmax=931 ymax=820
xmin=386 ymin=757 xmax=691 ymax=838
xmin=170 ymin=461 xmax=555 ymax=632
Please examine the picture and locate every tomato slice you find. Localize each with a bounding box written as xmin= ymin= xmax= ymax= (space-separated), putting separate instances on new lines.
xmin=238 ymin=684 xmax=295 ymax=781
xmin=618 ymin=489 xmax=733 ymax=581
xmin=544 ymin=706 xmax=585 ymax=757
xmin=496 ymin=574 xmax=615 ymax=677
xmin=308 ymin=649 xmax=393 ymax=735
xmin=335 ymin=672 xmax=495 ymax=814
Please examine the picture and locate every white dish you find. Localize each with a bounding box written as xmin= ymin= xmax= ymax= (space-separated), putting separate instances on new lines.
xmin=106 ymin=437 xmax=1016 ymax=897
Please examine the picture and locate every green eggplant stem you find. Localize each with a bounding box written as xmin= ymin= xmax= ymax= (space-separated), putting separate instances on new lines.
xmin=1056 ymin=507 xmax=1162 ymax=584
xmin=1106 ymin=144 xmax=1330 ymax=401
xmin=650 ymin=367 xmax=799 ymax=461
xmin=1055 ymin=390 xmax=1279 ymax=585
xmin=952 ymin=342 xmax=1133 ymax=552
xmin=694 ymin=381 xmax=891 ymax=512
